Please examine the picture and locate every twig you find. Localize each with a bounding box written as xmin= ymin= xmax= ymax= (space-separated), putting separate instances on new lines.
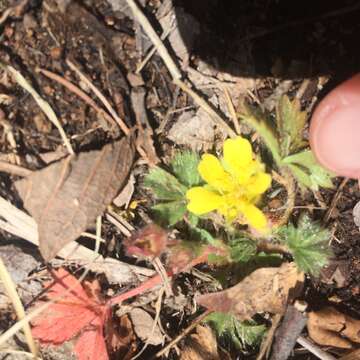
xmin=136 ymin=23 xmax=174 ymax=74
xmin=66 ymin=59 xmax=130 ymax=136
xmin=0 ymin=161 xmax=32 ymax=177
xmin=256 ymin=314 xmax=282 ymax=360
xmin=222 ymin=85 xmax=241 ymax=134
xmin=125 ymin=0 xmax=181 ymax=80
xmin=324 ymin=178 xmax=349 ymax=223
xmin=154 ymin=310 xmax=211 ymax=358
xmin=297 ymin=336 xmax=336 ymax=360
xmin=125 ymin=0 xmax=236 ymax=138
xmin=0 ymin=258 xmax=39 ymax=358
xmin=3 ymin=65 xmax=74 ymax=155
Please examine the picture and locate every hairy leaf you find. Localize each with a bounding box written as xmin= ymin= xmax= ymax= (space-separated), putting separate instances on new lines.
xmin=239 ymin=104 xmax=281 ymax=165
xmin=15 ymin=138 xmax=134 ymax=261
xmin=276 ymin=95 xmax=307 ymax=156
xmin=143 ymin=167 xmax=187 ymax=201
xmin=283 ymin=150 xmax=334 ymax=191
xmin=205 ymin=311 xmax=266 ymax=349
xmin=277 ymin=214 xmax=331 ymax=275
xmin=152 ymin=201 xmax=187 ymax=226
xmin=229 ymin=237 xmax=257 ymax=263
xmin=170 ymin=151 xmax=201 ymax=187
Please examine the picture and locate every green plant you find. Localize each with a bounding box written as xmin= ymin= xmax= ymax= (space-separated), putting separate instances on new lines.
xmin=239 ymin=95 xmax=334 ymax=191
xmin=276 ymin=213 xmax=332 ymax=275
xmin=205 ymin=312 xmax=266 ymax=349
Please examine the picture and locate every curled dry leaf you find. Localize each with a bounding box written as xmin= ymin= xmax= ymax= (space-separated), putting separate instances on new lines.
xmin=196 ymin=262 xmax=304 ymax=321
xmin=15 ymin=137 xmax=135 ymax=260
xmin=180 ymin=325 xmax=219 ymax=360
xmin=129 ymin=307 xmax=164 ymax=346
xmin=308 ymin=306 xmax=360 ymax=349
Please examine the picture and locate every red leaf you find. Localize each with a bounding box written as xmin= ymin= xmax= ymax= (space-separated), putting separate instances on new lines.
xmin=32 ymin=268 xmax=108 ymax=359
xmin=74 ymin=316 xmax=109 ymax=360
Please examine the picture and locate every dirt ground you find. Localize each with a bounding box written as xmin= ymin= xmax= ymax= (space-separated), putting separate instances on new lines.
xmin=1 ymin=0 xmax=360 ymax=359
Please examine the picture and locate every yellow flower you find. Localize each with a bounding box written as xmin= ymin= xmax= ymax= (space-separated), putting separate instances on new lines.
xmin=186 ymin=137 xmax=271 ymax=230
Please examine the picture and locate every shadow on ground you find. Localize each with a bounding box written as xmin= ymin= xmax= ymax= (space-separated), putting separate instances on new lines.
xmin=174 ymin=0 xmax=360 ymax=81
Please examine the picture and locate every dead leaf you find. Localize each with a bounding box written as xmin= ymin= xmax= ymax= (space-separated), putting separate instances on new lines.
xmin=32 ymin=268 xmax=109 ymax=360
xmin=15 ymin=137 xmax=134 ymax=261
xmin=308 ymin=307 xmax=360 ymax=349
xmin=112 ymin=173 xmax=135 ymax=208
xmin=180 ymin=325 xmax=219 ymax=360
xmin=106 ymin=315 xmax=137 ymax=360
xmin=167 ymin=110 xmax=216 ymax=151
xmin=196 ymin=263 xmax=304 ymax=321
xmin=129 ymin=307 xmax=164 ymax=346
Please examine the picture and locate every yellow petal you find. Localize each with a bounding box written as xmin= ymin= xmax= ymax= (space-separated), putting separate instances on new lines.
xmin=198 ymin=154 xmax=233 ymax=192
xmin=246 ymin=173 xmax=272 ymax=196
xmin=223 ymin=137 xmax=252 ymax=172
xmin=241 ymin=203 xmax=268 ymax=230
xmin=186 ymin=187 xmax=223 ymax=215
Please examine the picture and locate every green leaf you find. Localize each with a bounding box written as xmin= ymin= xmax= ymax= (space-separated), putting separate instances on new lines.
xmin=144 ymin=167 xmax=187 ymax=201
xmin=188 ymin=213 xmax=199 ymax=227
xmin=205 ymin=312 xmax=266 ymax=349
xmin=170 ymin=151 xmax=201 ymax=187
xmin=277 ymin=213 xmax=332 ymax=275
xmin=283 ymin=150 xmax=334 ymax=190
xmin=152 ymin=201 xmax=187 ymax=225
xmin=229 ymin=237 xmax=257 ymax=263
xmin=190 ymin=227 xmax=217 ymax=246
xmin=239 ymin=104 xmax=282 ymax=166
xmin=276 ymin=95 xmax=307 ymax=156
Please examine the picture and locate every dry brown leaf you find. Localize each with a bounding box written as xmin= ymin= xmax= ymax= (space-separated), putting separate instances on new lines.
xmin=129 ymin=307 xmax=164 ymax=346
xmin=308 ymin=307 xmax=360 ymax=349
xmin=15 ymin=137 xmax=134 ymax=261
xmin=180 ymin=325 xmax=219 ymax=360
xmin=106 ymin=315 xmax=137 ymax=360
xmin=196 ymin=263 xmax=304 ymax=321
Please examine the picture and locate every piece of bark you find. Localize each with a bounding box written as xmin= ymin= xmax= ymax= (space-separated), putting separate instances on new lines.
xmin=15 ymin=137 xmax=134 ymax=261
xmin=270 ymin=305 xmax=307 ymax=360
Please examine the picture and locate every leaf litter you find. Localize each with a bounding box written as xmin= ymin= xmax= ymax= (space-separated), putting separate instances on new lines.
xmin=15 ymin=136 xmax=135 ymax=261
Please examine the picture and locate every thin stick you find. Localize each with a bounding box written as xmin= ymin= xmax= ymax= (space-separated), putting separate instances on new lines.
xmin=154 ymin=310 xmax=211 ymax=358
xmin=125 ymin=0 xmax=181 ymax=80
xmin=324 ymin=178 xmax=349 ymax=223
xmin=0 ymin=258 xmax=39 ymax=358
xmin=66 ymin=59 xmax=130 ymax=136
xmin=37 ymin=68 xmax=119 ymax=131
xmin=4 ymin=65 xmax=74 ymax=155
xmin=136 ymin=24 xmax=174 ymax=74
xmin=297 ymin=336 xmax=336 ymax=360
xmin=222 ymin=85 xmax=241 ymax=134
xmin=125 ymin=0 xmax=236 ymax=138
xmin=0 ymin=161 xmax=32 ymax=177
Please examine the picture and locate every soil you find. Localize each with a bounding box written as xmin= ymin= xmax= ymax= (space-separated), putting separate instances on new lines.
xmin=1 ymin=0 xmax=360 ymax=359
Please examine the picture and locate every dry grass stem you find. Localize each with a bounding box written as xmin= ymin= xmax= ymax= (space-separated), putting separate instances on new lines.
xmin=66 ymin=59 xmax=130 ymax=136
xmin=4 ymin=65 xmax=74 ymax=155
xmin=297 ymin=336 xmax=336 ymax=360
xmin=0 ymin=161 xmax=32 ymax=177
xmin=125 ymin=0 xmax=236 ymax=138
xmin=0 ymin=258 xmax=39 ymax=357
xmin=155 ymin=310 xmax=211 ymax=358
